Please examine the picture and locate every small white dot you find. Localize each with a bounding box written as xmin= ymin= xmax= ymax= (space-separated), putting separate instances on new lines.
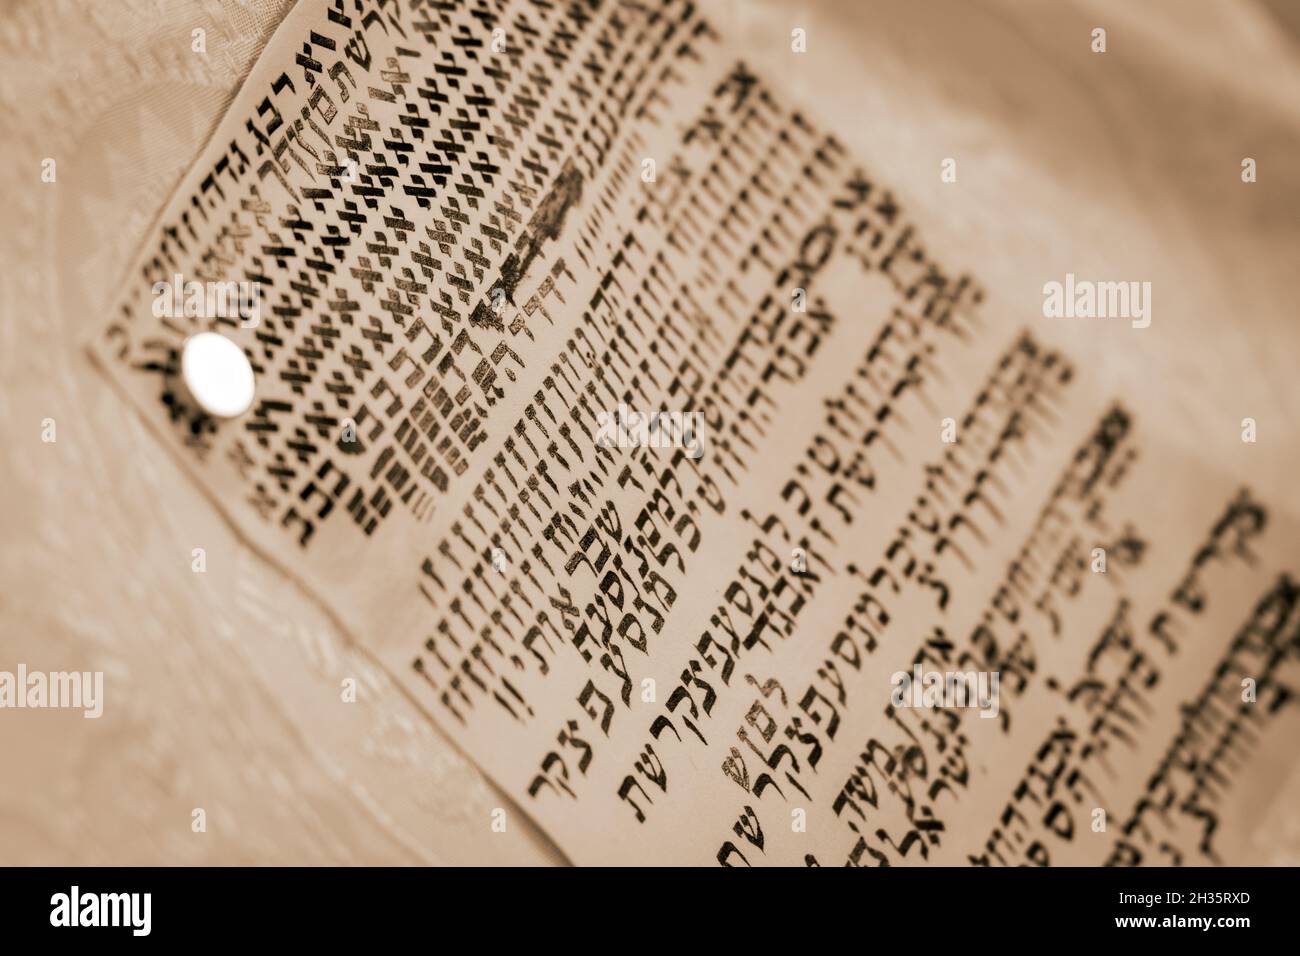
xmin=181 ymin=332 xmax=255 ymax=418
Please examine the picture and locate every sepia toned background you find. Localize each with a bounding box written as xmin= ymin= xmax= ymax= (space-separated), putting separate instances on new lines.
xmin=1 ymin=0 xmax=1298 ymax=864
